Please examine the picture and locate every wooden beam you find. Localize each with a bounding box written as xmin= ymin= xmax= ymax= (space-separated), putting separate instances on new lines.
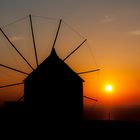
xmin=51 ymin=19 xmax=62 ymax=50
xmin=17 ymin=95 xmax=24 ymax=102
xmin=29 ymin=14 xmax=38 ymax=67
xmin=78 ymin=69 xmax=100 ymax=75
xmin=0 ymin=64 xmax=29 ymax=75
xmin=0 ymin=28 xmax=34 ymax=71
xmin=83 ymin=96 xmax=98 ymax=102
xmin=0 ymin=83 xmax=23 ymax=88
xmin=63 ymin=39 xmax=87 ymax=61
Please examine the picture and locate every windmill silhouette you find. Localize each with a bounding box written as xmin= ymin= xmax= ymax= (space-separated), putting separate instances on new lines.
xmin=0 ymin=15 xmax=99 ymax=120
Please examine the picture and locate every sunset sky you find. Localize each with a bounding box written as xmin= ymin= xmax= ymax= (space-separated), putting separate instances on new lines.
xmin=0 ymin=0 xmax=140 ymax=120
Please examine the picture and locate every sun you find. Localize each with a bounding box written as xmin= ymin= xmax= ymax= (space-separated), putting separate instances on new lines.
xmin=105 ymin=85 xmax=113 ymax=92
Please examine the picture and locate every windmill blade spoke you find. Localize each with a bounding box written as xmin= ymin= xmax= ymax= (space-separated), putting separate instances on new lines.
xmin=17 ymin=95 xmax=24 ymax=102
xmin=0 ymin=64 xmax=29 ymax=75
xmin=0 ymin=28 xmax=34 ymax=71
xmin=78 ymin=69 xmax=100 ymax=75
xmin=29 ymin=14 xmax=38 ymax=67
xmin=63 ymin=39 xmax=87 ymax=61
xmin=0 ymin=82 xmax=23 ymax=89
xmin=51 ymin=19 xmax=62 ymax=50
xmin=83 ymin=96 xmax=98 ymax=102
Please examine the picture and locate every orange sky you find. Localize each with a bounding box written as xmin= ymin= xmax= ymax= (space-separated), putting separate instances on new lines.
xmin=0 ymin=0 xmax=140 ymax=110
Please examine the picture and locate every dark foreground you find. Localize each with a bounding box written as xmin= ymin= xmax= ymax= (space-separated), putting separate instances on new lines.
xmin=0 ymin=111 xmax=139 ymax=129
xmin=84 ymin=120 xmax=140 ymax=131
xmin=0 ymin=113 xmax=139 ymax=139
xmin=0 ymin=102 xmax=139 ymax=137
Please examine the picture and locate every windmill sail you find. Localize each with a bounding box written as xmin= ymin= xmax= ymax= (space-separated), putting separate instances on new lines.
xmin=0 ymin=28 xmax=34 ymax=71
xmin=0 ymin=64 xmax=29 ymax=75
xmin=0 ymin=82 xmax=23 ymax=88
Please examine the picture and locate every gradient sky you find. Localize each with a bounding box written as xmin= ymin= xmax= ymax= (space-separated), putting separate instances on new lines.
xmin=0 ymin=0 xmax=140 ymax=111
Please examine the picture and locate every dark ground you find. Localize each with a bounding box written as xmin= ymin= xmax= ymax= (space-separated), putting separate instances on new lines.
xmin=0 ymin=103 xmax=139 ymax=138
xmin=0 ymin=111 xmax=139 ymax=138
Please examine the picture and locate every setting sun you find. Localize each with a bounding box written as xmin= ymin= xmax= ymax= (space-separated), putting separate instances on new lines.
xmin=105 ymin=85 xmax=113 ymax=92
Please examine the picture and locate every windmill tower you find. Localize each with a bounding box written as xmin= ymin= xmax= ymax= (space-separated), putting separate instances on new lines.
xmin=0 ymin=15 xmax=99 ymax=120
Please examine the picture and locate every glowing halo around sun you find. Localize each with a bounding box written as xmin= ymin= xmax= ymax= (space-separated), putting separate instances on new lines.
xmin=105 ymin=85 xmax=113 ymax=92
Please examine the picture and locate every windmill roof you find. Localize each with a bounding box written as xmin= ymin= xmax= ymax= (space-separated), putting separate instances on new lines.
xmin=25 ymin=48 xmax=84 ymax=82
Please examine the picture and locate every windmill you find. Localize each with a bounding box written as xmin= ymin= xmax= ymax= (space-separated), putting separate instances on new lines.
xmin=0 ymin=15 xmax=99 ymax=120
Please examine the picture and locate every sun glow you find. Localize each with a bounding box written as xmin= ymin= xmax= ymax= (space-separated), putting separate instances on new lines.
xmin=105 ymin=85 xmax=113 ymax=92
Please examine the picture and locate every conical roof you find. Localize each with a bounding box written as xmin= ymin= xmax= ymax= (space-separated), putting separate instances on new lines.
xmin=25 ymin=48 xmax=84 ymax=82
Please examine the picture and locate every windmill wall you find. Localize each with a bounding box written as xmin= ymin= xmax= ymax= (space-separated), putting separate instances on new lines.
xmin=24 ymin=49 xmax=84 ymax=120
